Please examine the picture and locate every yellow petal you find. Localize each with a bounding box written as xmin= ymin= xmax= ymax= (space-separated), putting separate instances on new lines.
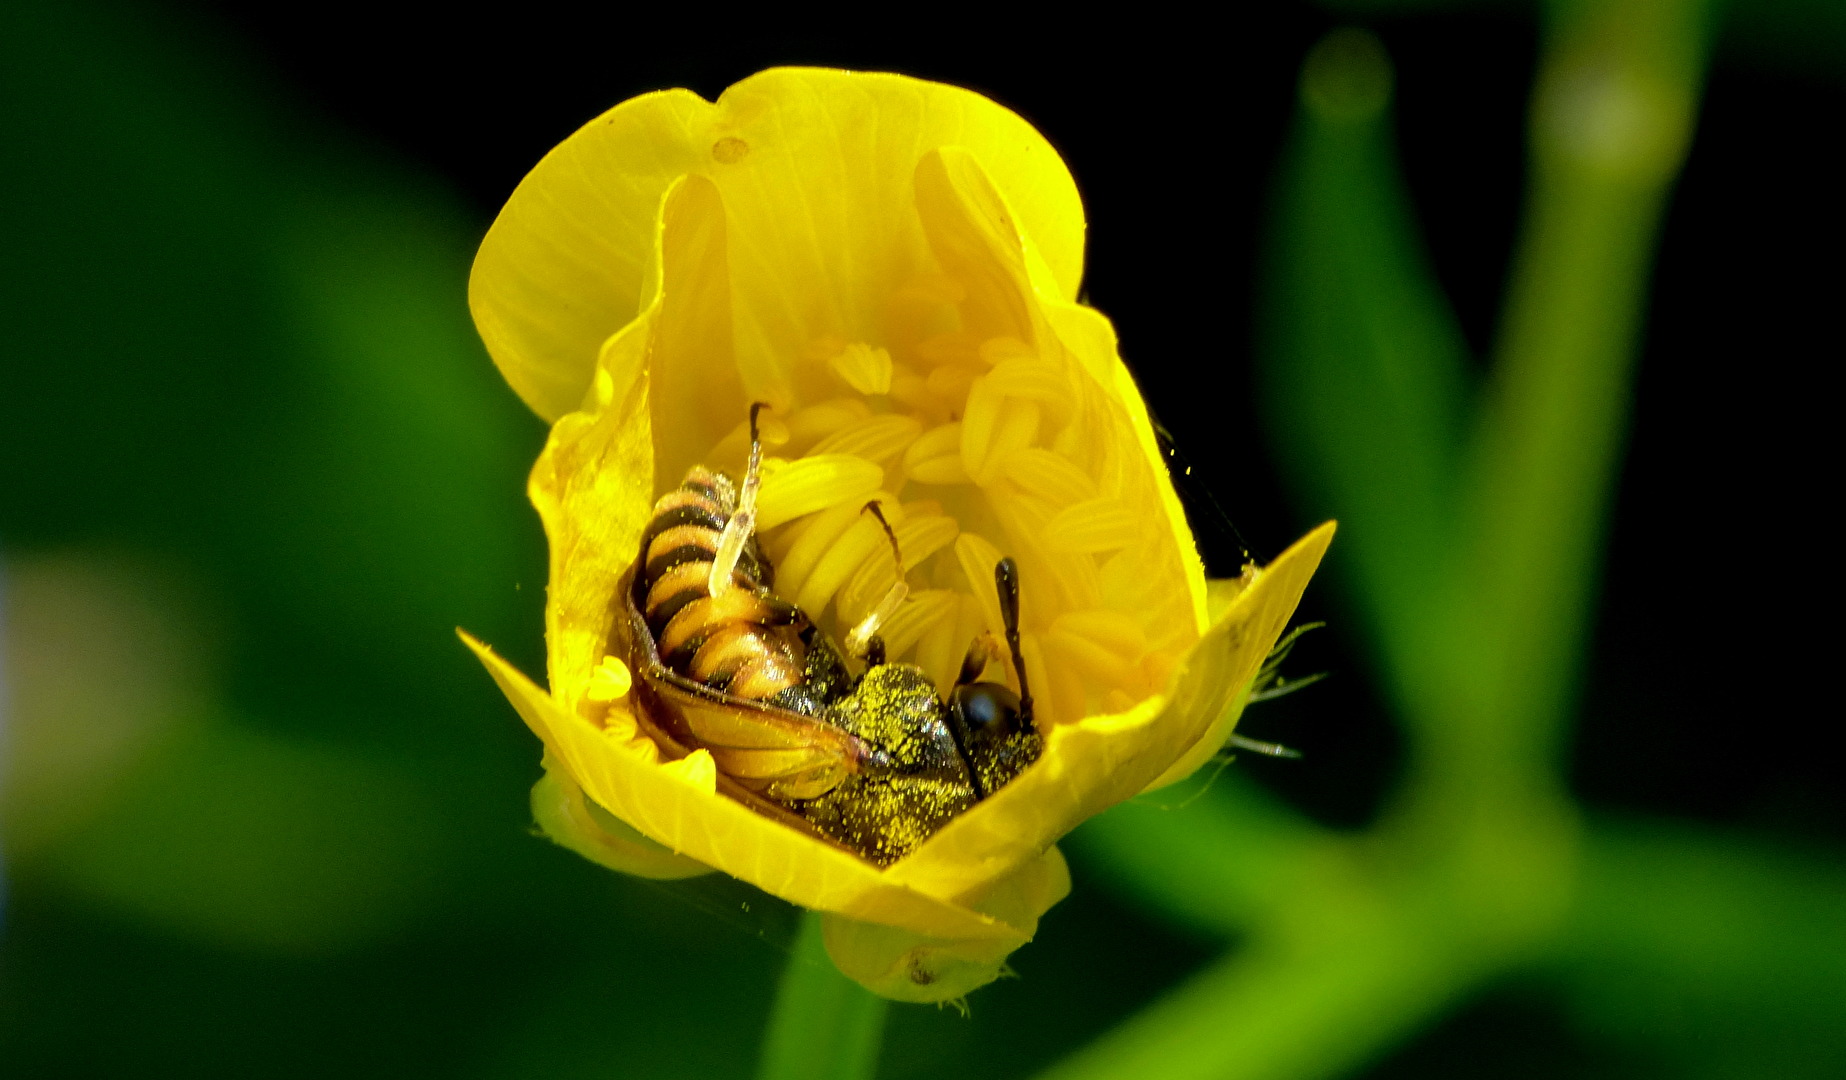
xmin=912 ymin=145 xmax=1206 ymax=652
xmin=639 ymin=174 xmax=750 ymax=489
xmin=471 ymin=68 xmax=1085 ymax=423
xmin=882 ymin=522 xmax=1335 ymax=900
xmin=461 ymin=630 xmax=1029 ymax=945
xmin=822 ymin=846 xmax=1070 ymax=1002
xmin=529 ymin=768 xmax=711 ymax=880
xmin=526 ymin=311 xmax=657 ymax=712
xmin=1145 ymin=522 xmax=1338 ymax=790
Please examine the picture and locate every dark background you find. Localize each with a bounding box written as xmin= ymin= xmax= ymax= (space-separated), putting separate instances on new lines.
xmin=4 ymin=1 xmax=1839 ymax=1075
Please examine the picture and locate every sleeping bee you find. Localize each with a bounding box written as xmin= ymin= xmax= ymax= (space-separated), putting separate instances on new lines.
xmin=619 ymin=405 xmax=1042 ymax=864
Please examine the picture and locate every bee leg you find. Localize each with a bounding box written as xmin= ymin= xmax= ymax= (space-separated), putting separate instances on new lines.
xmin=862 ymin=635 xmax=887 ymax=668
xmin=956 ymin=633 xmax=1003 ymax=687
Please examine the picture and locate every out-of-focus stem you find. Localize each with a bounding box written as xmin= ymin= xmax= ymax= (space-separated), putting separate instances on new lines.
xmin=757 ymin=909 xmax=887 ymax=1080
xmin=1417 ymin=0 xmax=1714 ymax=789
xmin=1042 ymin=2 xmax=1713 ymax=1077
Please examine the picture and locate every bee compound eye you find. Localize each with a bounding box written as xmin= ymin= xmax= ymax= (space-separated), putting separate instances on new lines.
xmin=952 ymin=683 xmax=1021 ymax=741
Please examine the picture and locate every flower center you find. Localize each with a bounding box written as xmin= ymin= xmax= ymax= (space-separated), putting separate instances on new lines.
xmin=689 ymin=275 xmax=1188 ymax=726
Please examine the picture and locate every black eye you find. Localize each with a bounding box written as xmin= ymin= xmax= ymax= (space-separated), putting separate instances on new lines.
xmin=952 ymin=683 xmax=1021 ymax=741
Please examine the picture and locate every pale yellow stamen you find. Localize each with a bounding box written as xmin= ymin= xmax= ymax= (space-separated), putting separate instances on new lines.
xmin=953 ymin=533 xmax=1008 ymax=640
xmin=838 ymin=514 xmax=959 ymax=622
xmin=1048 ymin=618 xmax=1142 ymax=687
xmin=829 ymin=342 xmax=894 ymax=395
xmin=707 ymin=414 xmax=790 ymax=466
xmin=915 ymin=594 xmax=986 ymax=694
xmin=709 ymin=277 xmax=1192 ymax=729
xmin=785 ymin=398 xmax=872 ymax=449
xmin=887 ymin=363 xmax=932 ymax=411
xmin=1054 ymin=609 xmax=1149 ymax=655
xmin=1000 ymin=448 xmax=1094 ymax=506
xmin=776 ymin=495 xmax=895 ymax=605
xmin=796 ymin=501 xmax=904 ymax=616
xmin=845 ymin=578 xmax=908 ymax=659
xmin=877 ymin=589 xmax=960 ymax=660
xmin=1046 ymin=498 xmax=1139 ymax=554
xmin=755 ymin=454 xmax=883 ymax=531
xmin=961 ymin=378 xmax=1041 ymax=485
xmin=902 ymin=422 xmax=970 ymax=485
xmin=925 ymin=364 xmax=978 ymax=403
xmin=809 ymin=414 xmax=924 ymax=467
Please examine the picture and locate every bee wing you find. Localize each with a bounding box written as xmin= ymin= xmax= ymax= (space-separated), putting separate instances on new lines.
xmin=618 ymin=563 xmax=861 ymax=801
xmin=643 ymin=678 xmax=863 ymax=800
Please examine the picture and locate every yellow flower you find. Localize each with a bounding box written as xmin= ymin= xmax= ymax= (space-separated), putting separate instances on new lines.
xmin=461 ymin=67 xmax=1332 ymax=1001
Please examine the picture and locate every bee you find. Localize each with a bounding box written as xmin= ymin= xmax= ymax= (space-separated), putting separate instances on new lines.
xmin=619 ymin=405 xmax=1043 ymax=864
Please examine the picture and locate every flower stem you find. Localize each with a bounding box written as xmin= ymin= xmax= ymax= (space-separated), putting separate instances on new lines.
xmin=756 ymin=910 xmax=888 ymax=1080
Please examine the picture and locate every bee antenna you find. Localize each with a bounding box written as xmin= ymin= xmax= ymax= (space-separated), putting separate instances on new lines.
xmin=994 ymin=558 xmax=1034 ymax=728
xmin=708 ymin=402 xmax=768 ymax=599
xmin=845 ymin=501 xmax=909 ymax=661
xmin=863 ymin=501 xmax=902 ymax=573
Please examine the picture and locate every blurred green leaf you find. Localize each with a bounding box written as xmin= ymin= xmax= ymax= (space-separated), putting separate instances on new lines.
xmin=45 ymin=719 xmax=445 ymax=952
xmin=1558 ymin=821 xmax=1846 ymax=1078
xmin=1258 ymin=27 xmax=1472 ymax=712
xmin=1070 ymin=777 xmax=1337 ymax=937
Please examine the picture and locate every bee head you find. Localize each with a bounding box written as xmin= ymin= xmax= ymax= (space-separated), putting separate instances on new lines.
xmin=949 ymin=682 xmax=1024 ymax=744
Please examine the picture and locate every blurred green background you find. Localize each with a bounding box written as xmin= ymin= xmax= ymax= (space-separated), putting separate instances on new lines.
xmin=3 ymin=1 xmax=1840 ymax=1077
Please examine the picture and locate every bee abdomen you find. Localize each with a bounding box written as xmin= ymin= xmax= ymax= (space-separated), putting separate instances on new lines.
xmin=644 ymin=559 xmax=719 ymax=637
xmin=689 ymin=623 xmax=804 ymax=700
xmin=639 ymin=489 xmax=729 ymax=553
xmin=645 ymin=523 xmax=725 ymax=582
xmin=638 ymin=468 xmax=793 ymax=698
xmin=659 ymin=590 xmax=797 ymax=663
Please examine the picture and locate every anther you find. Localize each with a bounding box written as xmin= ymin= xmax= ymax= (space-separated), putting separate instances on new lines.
xmin=709 ymin=402 xmax=767 ymax=599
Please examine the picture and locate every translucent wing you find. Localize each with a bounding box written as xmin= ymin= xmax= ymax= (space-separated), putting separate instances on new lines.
xmin=623 ymin=574 xmax=865 ymax=801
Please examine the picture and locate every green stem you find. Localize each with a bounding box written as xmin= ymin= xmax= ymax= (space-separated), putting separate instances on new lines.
xmin=1424 ymin=0 xmax=1716 ymax=783
xmin=1038 ymin=3 xmax=1715 ymax=1077
xmin=757 ymin=910 xmax=888 ymax=1080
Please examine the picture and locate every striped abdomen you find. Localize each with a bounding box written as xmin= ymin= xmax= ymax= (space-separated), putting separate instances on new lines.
xmin=637 ymin=467 xmax=804 ymax=700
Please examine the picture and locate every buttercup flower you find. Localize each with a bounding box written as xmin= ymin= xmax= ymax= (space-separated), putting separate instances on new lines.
xmin=462 ymin=68 xmax=1333 ymax=1001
